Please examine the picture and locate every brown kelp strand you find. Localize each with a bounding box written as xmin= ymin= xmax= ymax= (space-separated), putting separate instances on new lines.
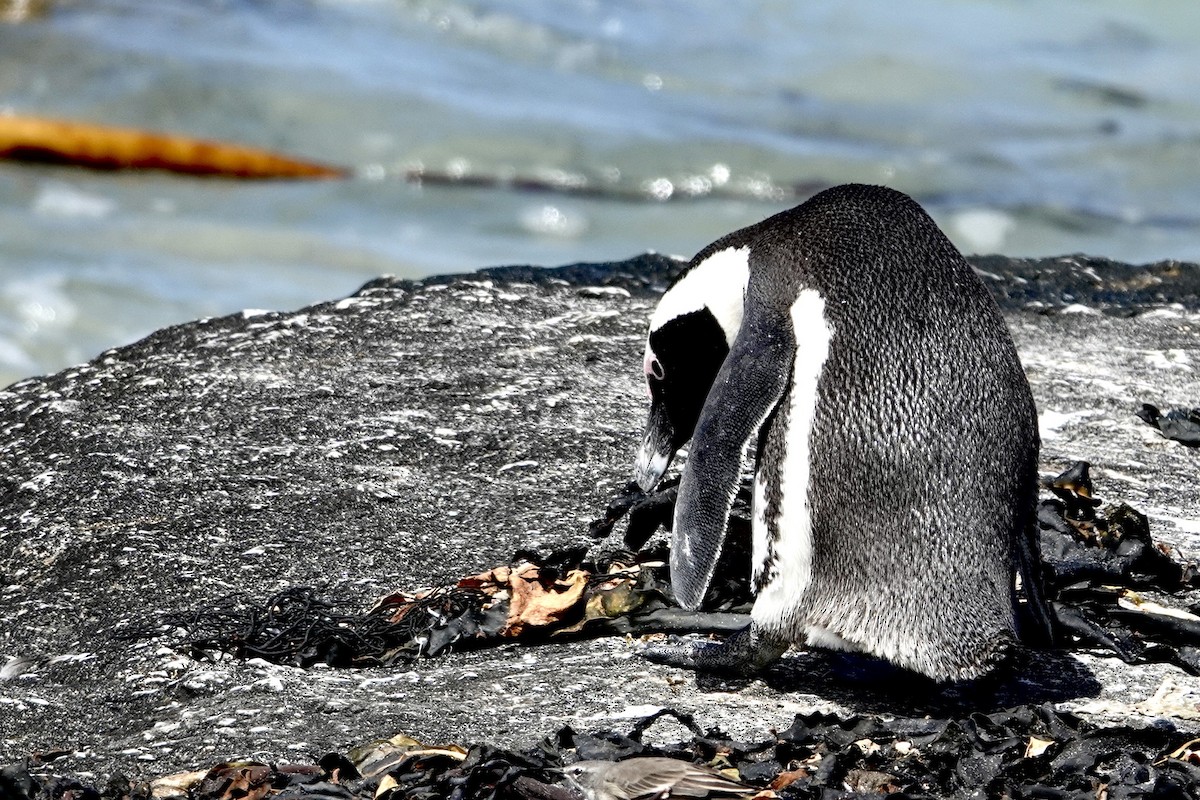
xmin=165 ymin=461 xmax=1199 ymax=678
xmin=0 ymin=115 xmax=347 ymax=179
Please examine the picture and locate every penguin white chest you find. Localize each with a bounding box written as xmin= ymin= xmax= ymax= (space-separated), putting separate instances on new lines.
xmin=750 ymin=288 xmax=833 ymax=633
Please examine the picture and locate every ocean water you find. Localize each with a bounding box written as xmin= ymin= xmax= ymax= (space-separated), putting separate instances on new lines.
xmin=1 ymin=0 xmax=1199 ymax=387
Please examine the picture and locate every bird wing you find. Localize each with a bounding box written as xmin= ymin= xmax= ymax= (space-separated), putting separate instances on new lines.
xmin=611 ymin=758 xmax=754 ymax=799
xmin=670 ymin=299 xmax=795 ymax=610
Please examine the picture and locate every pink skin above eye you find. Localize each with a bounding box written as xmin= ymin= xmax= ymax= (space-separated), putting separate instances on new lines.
xmin=643 ymin=350 xmax=663 ymax=398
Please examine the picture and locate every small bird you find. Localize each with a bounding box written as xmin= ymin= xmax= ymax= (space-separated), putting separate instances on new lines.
xmin=562 ymin=757 xmax=756 ymax=800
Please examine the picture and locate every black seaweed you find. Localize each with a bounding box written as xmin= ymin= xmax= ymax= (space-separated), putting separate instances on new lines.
xmin=168 ymin=462 xmax=1200 ymax=680
xmin=6 ymin=701 xmax=1200 ymax=799
xmin=1137 ymin=404 xmax=1200 ymax=447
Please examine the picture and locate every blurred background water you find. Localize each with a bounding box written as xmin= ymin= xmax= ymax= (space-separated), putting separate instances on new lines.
xmin=1 ymin=0 xmax=1199 ymax=387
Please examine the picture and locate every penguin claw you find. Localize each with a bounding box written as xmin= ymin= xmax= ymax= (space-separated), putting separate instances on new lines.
xmin=638 ymin=625 xmax=786 ymax=676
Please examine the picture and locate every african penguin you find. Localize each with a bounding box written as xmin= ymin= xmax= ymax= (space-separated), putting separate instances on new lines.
xmin=636 ymin=183 xmax=1055 ymax=682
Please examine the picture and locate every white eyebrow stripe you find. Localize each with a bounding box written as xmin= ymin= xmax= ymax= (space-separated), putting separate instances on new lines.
xmin=649 ymin=245 xmax=749 ymax=346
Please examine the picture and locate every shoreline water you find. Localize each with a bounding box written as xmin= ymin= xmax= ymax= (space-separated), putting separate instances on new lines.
xmin=4 ymin=1 xmax=1200 ymax=386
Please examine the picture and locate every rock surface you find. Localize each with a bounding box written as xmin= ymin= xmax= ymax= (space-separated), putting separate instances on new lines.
xmin=1 ymin=253 xmax=1199 ymax=785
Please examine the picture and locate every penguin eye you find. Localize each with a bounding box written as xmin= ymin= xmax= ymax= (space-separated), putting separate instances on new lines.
xmin=647 ymin=357 xmax=665 ymax=382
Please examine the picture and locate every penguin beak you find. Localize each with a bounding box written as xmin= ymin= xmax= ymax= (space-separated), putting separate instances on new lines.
xmin=635 ymin=400 xmax=676 ymax=491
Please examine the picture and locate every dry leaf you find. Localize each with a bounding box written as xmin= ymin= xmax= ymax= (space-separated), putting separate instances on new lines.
xmin=853 ymin=738 xmax=882 ymax=756
xmin=149 ymin=769 xmax=208 ymax=799
xmin=1164 ymin=736 xmax=1200 ymax=765
xmin=1025 ymin=736 xmax=1054 ymax=758
xmin=504 ymin=563 xmax=588 ymax=636
xmin=195 ymin=763 xmax=275 ymax=800
xmin=1118 ymin=590 xmax=1200 ymax=621
xmin=769 ymin=768 xmax=810 ymax=791
xmin=0 ymin=114 xmax=347 ymax=179
xmin=556 ymin=574 xmax=644 ymax=635
xmin=375 ymin=774 xmax=399 ymax=798
xmin=844 ymin=768 xmax=901 ymax=794
xmin=352 ymin=733 xmax=433 ymax=776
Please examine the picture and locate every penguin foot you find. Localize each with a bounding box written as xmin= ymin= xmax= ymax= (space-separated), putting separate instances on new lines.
xmin=639 ymin=624 xmax=786 ymax=676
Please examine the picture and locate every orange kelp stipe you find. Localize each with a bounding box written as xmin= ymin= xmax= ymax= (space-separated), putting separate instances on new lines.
xmin=0 ymin=114 xmax=348 ymax=179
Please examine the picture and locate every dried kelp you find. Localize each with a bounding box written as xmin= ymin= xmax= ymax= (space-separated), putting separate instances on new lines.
xmin=1137 ymin=404 xmax=1200 ymax=447
xmin=6 ymin=702 xmax=1200 ymax=799
xmin=173 ymin=551 xmax=745 ymax=668
xmin=1038 ymin=462 xmax=1200 ymax=674
xmin=171 ymin=461 xmax=1200 ymax=676
xmin=0 ymin=115 xmax=347 ymax=178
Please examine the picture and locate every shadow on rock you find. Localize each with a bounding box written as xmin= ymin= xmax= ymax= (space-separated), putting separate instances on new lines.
xmin=690 ymin=645 xmax=1101 ymax=716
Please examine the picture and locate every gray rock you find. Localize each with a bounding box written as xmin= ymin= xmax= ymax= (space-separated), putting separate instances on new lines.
xmin=0 ymin=253 xmax=1198 ymax=785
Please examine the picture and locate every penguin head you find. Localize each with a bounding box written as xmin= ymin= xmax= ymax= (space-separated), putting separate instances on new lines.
xmin=635 ymin=246 xmax=749 ymax=490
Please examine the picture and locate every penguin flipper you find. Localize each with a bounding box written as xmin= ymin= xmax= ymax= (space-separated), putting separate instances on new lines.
xmin=639 ymin=623 xmax=787 ymax=676
xmin=670 ymin=307 xmax=794 ymax=610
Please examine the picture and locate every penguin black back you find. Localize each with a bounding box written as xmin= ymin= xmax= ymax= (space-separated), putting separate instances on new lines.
xmin=755 ymin=186 xmax=1042 ymax=678
xmin=636 ymin=184 xmax=1052 ymax=681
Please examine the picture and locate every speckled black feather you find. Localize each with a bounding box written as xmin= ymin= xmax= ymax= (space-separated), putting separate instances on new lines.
xmin=657 ymin=184 xmax=1052 ymax=680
